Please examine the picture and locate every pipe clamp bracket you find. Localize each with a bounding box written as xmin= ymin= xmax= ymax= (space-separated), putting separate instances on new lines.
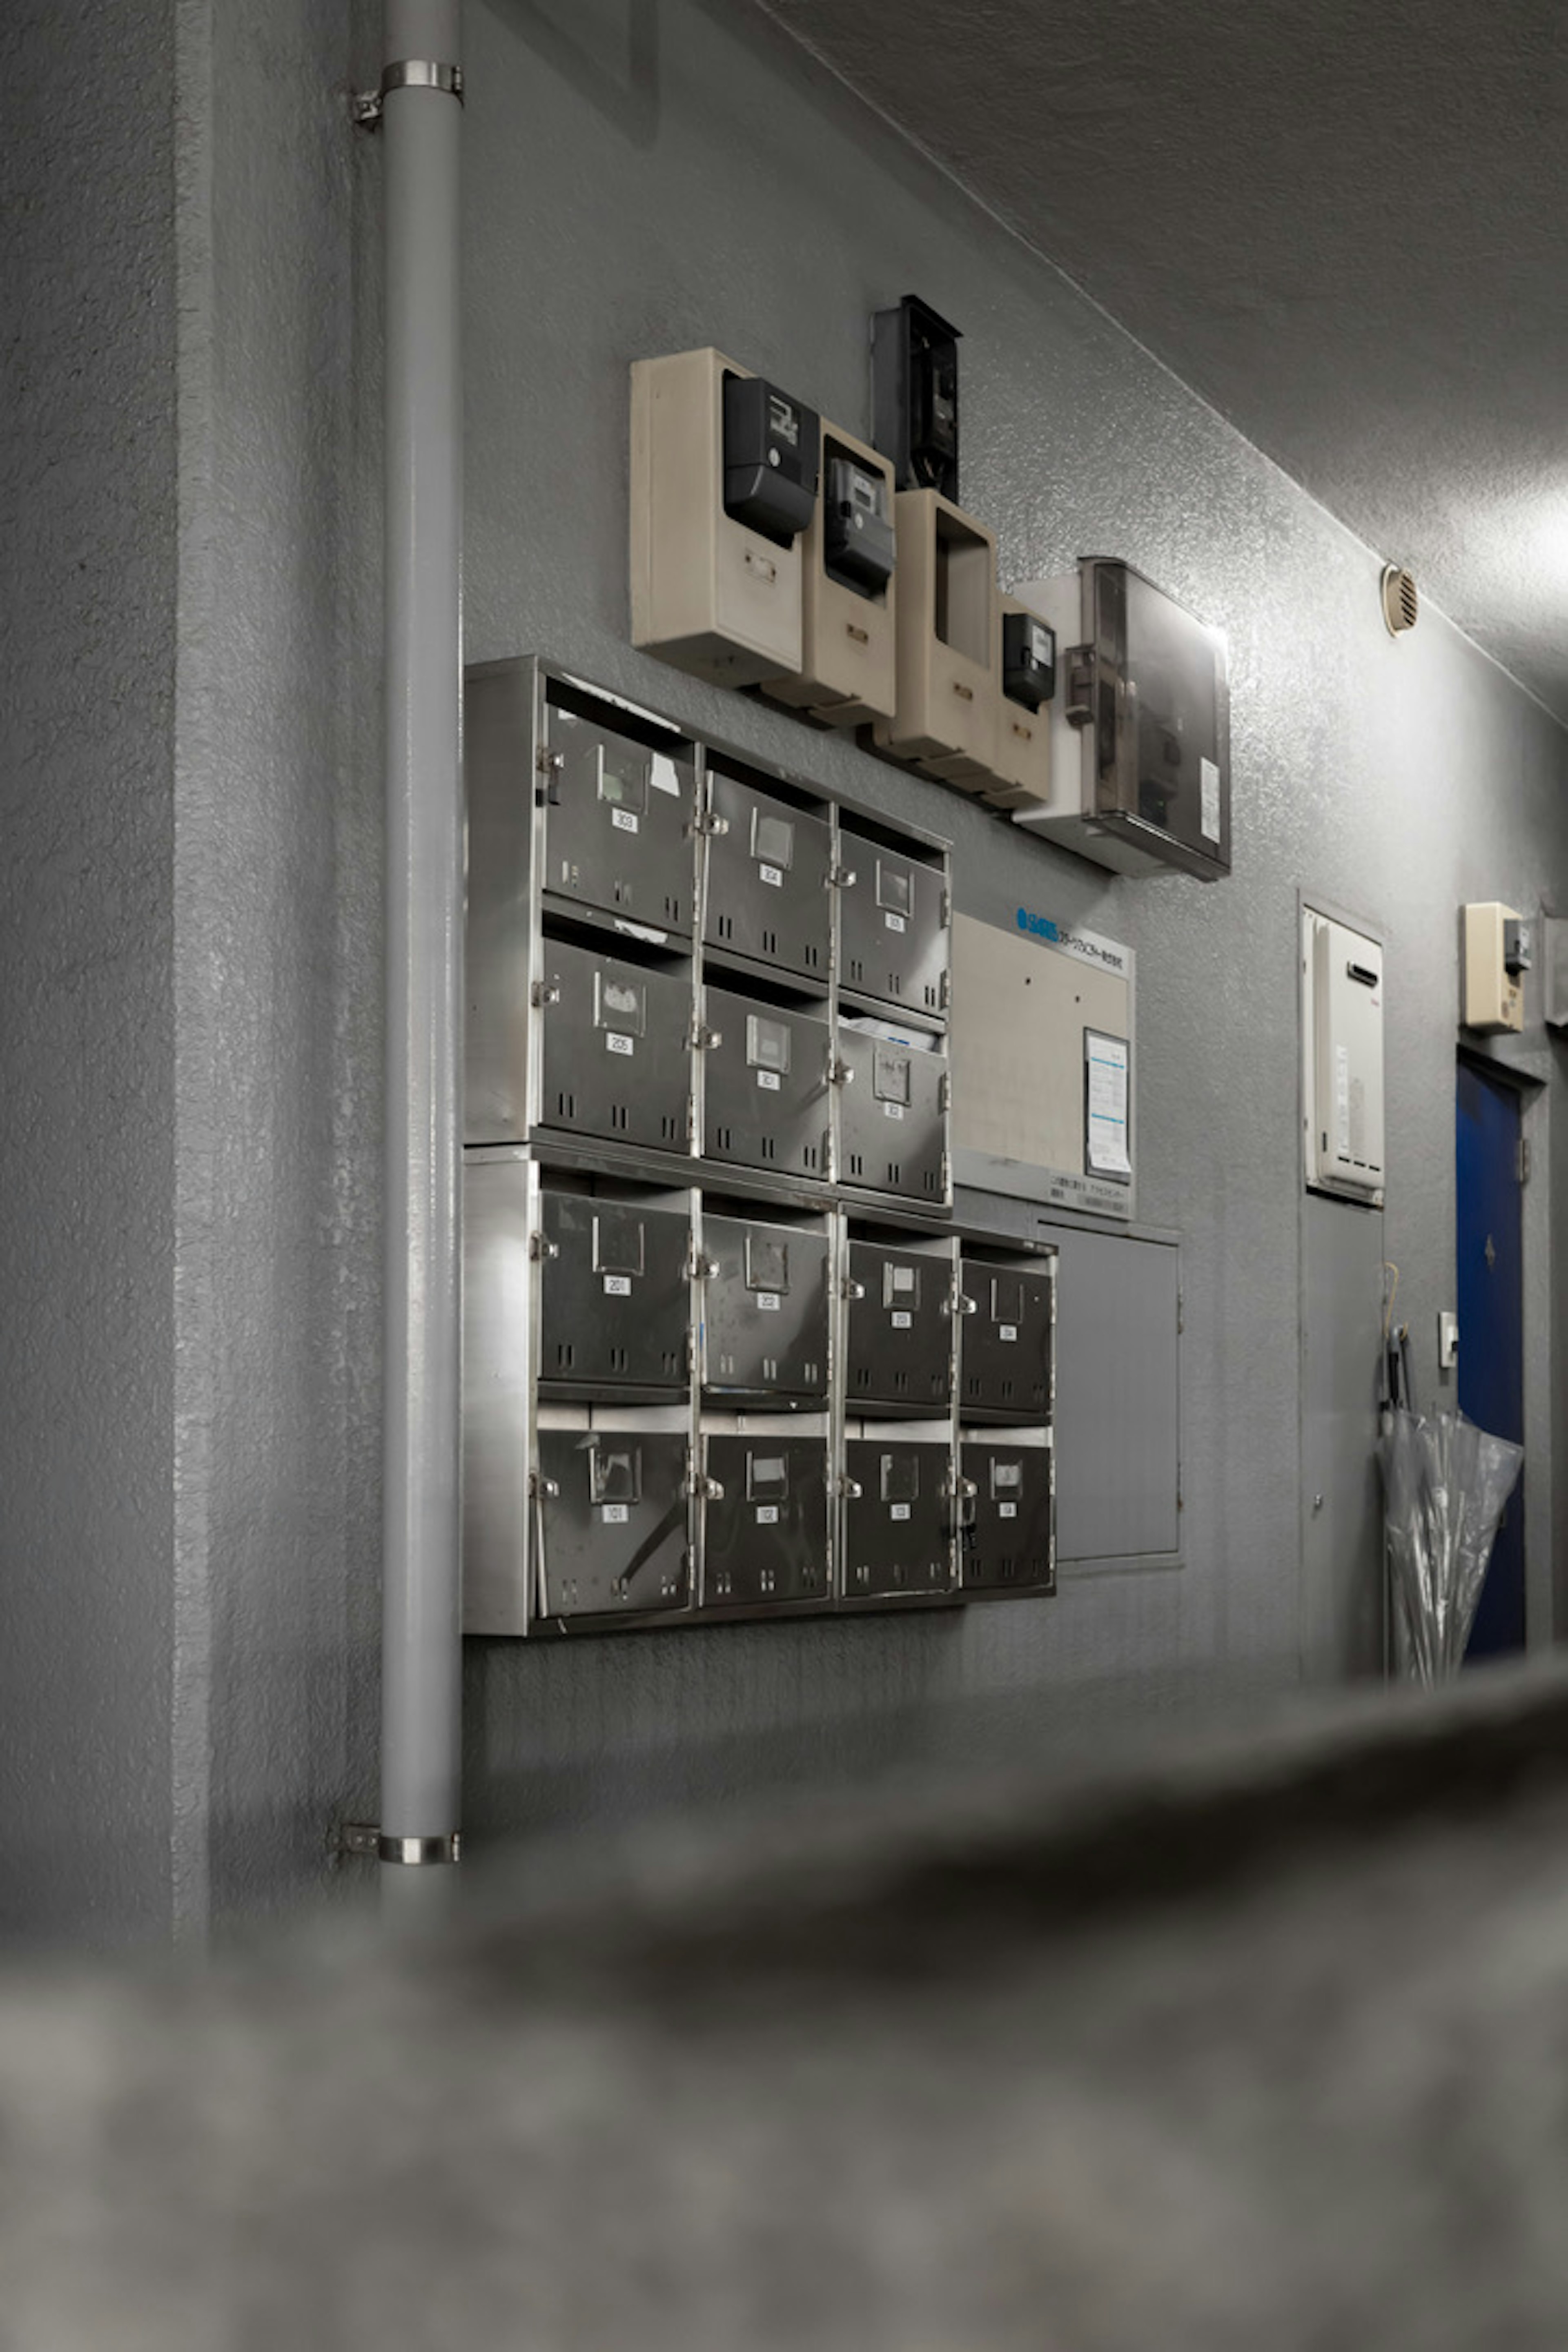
xmin=354 ymin=59 xmax=463 ymax=127
xmin=380 ymin=1832 xmax=462 ymax=1866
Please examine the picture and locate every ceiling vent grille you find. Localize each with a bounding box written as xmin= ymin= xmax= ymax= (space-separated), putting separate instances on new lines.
xmin=1381 ymin=563 xmax=1419 ymax=635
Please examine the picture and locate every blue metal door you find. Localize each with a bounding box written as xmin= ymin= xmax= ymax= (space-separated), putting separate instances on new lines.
xmin=1456 ymin=1059 xmax=1525 ymax=1657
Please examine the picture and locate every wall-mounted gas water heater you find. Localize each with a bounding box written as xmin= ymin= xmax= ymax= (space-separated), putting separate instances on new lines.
xmin=1302 ymin=907 xmax=1385 ymax=1206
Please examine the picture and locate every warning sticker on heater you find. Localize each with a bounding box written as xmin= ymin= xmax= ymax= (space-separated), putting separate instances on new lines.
xmin=756 ymin=1293 xmax=781 ymax=1313
xmin=755 ymin=1505 xmax=780 ymax=1526
xmin=889 ymin=1503 xmax=911 ymax=1522
xmin=759 ymin=862 xmax=784 ymax=888
xmin=1200 ymin=757 xmax=1221 ymax=845
xmin=891 ymin=1310 xmax=912 ymax=1330
xmin=601 ymin=1504 xmax=629 ymax=1524
xmin=757 ymin=1069 xmax=781 ymax=1091
xmin=884 ymin=912 xmax=906 ymax=934
xmin=1335 ymin=1042 xmax=1351 ymax=1157
xmin=603 ymin=1274 xmax=632 ymax=1297
xmin=612 ymin=807 xmax=639 ymax=835
xmin=606 ymin=1032 xmax=635 ymax=1056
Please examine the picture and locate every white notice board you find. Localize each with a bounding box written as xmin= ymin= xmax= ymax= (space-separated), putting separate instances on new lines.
xmin=949 ymin=911 xmax=1135 ymax=1219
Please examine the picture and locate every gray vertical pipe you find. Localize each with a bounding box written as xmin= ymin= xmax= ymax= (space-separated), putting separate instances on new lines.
xmin=380 ymin=0 xmax=464 ymax=1869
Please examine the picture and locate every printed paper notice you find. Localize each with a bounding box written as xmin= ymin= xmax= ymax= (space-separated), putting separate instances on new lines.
xmin=1200 ymin=757 xmax=1221 ymax=845
xmin=1085 ymin=1030 xmax=1132 ymax=1180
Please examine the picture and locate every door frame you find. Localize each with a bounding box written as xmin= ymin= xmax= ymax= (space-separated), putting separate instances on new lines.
xmin=1456 ymin=1041 xmax=1554 ymax=1653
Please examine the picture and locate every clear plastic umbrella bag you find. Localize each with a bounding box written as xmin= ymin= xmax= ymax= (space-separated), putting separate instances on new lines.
xmin=1379 ymin=1407 xmax=1523 ymax=1684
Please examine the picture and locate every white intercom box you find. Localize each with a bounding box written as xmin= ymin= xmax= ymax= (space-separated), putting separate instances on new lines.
xmin=1461 ymin=901 xmax=1528 ymax=1033
xmin=1302 ymin=909 xmax=1385 ymax=1206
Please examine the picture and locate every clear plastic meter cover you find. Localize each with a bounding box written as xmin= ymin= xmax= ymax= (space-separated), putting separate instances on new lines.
xmin=1088 ymin=561 xmax=1230 ymax=874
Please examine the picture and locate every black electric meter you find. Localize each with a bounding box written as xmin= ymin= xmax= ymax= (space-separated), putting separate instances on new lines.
xmin=823 ymin=454 xmax=895 ymax=596
xmin=722 ymin=376 xmax=820 ymax=546
xmin=871 ymin=295 xmax=961 ymax=501
xmin=1002 ymin=610 xmax=1056 ymax=710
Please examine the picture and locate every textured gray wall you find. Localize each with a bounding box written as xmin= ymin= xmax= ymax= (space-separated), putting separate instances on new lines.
xmin=456 ymin=0 xmax=1568 ymax=1836
xmin=170 ymin=0 xmax=381 ymax=1935
xmin=0 ymin=3 xmax=180 ymax=1938
xmin=1 ymin=0 xmax=379 ymax=1945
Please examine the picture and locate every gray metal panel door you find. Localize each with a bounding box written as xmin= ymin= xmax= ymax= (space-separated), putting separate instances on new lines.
xmin=842 ymin=1439 xmax=953 ymax=1598
xmin=846 ymin=1241 xmax=952 ymax=1411
xmin=958 ymin=1258 xmax=1053 ymax=1418
xmin=538 ymin=939 xmax=692 ymax=1153
xmin=542 ymin=699 xmax=695 ymax=938
xmin=702 ymin=1216 xmax=829 ymax=1401
xmin=702 ymin=1435 xmax=831 ymax=1608
xmin=538 ymin=1189 xmax=690 ymax=1392
xmin=1301 ymin=1187 xmax=1385 ymax=1677
xmin=703 ymin=989 xmax=832 ymax=1179
xmin=536 ymin=1429 xmax=690 ymax=1620
xmin=960 ymin=1442 xmax=1055 ymax=1595
xmin=1039 ymin=1223 xmax=1180 ymax=1562
xmin=704 ymin=771 xmax=831 ymax=982
xmin=839 ymin=1029 xmax=947 ymax=1203
xmin=838 ymin=838 xmax=948 ymax=1015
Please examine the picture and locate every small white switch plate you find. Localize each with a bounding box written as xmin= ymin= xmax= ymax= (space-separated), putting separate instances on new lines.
xmin=1438 ymin=1310 xmax=1460 ymax=1371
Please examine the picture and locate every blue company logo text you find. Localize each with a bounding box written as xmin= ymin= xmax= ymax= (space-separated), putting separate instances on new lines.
xmin=1016 ymin=906 xmax=1125 ymax=972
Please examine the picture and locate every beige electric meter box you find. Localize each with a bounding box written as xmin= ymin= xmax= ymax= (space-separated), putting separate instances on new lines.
xmin=982 ymin=594 xmax=1054 ymax=811
xmin=630 ymin=347 xmax=813 ymax=688
xmin=764 ymin=420 xmax=897 ymax=727
xmin=1009 ymin=560 xmax=1230 ymax=880
xmin=1462 ymin=901 xmax=1530 ymax=1033
xmin=1303 ymin=909 xmax=1385 ymax=1205
xmin=873 ymin=488 xmax=998 ymax=784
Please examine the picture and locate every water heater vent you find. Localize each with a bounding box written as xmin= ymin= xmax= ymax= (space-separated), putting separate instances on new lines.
xmin=1381 ymin=563 xmax=1419 ymax=635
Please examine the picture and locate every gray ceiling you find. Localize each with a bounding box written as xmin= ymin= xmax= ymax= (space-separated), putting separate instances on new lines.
xmin=755 ymin=0 xmax=1568 ymax=721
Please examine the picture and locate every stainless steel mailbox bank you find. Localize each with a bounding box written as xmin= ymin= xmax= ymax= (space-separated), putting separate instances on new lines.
xmin=461 ymin=660 xmax=1055 ymax=1636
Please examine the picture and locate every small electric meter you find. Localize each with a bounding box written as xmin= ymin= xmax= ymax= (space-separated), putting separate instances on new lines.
xmin=1001 ymin=610 xmax=1056 ymax=711
xmin=823 ymin=456 xmax=895 ymax=595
